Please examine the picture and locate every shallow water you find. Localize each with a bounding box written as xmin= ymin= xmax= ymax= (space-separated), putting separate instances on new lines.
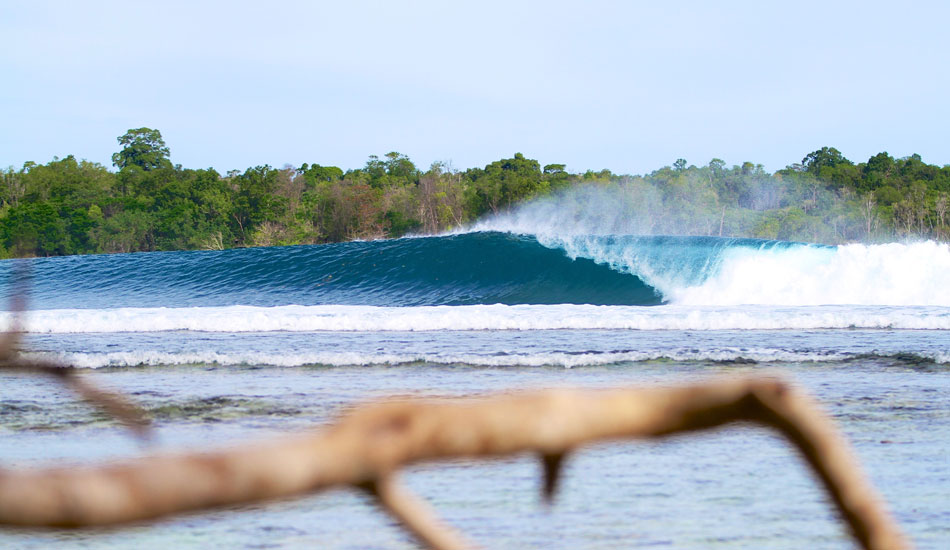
xmin=1 ymin=358 xmax=948 ymax=549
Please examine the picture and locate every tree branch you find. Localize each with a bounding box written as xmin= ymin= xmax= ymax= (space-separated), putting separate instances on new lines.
xmin=0 ymin=377 xmax=909 ymax=549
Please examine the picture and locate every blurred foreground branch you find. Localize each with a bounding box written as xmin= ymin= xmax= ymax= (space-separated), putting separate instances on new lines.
xmin=0 ymin=377 xmax=909 ymax=549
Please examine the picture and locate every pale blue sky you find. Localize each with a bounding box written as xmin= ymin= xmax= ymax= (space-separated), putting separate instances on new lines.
xmin=2 ymin=0 xmax=948 ymax=175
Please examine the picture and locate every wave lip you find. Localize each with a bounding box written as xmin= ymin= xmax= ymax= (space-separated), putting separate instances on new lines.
xmin=8 ymin=304 xmax=950 ymax=333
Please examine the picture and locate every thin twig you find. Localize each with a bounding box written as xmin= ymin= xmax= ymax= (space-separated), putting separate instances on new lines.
xmin=362 ymin=475 xmax=473 ymax=550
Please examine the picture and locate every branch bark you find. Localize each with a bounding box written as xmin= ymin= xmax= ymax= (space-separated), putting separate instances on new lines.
xmin=0 ymin=376 xmax=909 ymax=550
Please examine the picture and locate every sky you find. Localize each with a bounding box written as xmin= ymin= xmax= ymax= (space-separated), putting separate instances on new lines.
xmin=2 ymin=0 xmax=949 ymax=175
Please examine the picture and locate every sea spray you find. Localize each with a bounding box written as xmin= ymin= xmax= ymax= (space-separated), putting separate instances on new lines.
xmin=469 ymin=183 xmax=668 ymax=237
xmin=464 ymin=188 xmax=950 ymax=306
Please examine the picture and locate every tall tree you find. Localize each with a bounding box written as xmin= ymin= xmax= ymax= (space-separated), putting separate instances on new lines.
xmin=112 ymin=128 xmax=172 ymax=172
xmin=802 ymin=147 xmax=851 ymax=175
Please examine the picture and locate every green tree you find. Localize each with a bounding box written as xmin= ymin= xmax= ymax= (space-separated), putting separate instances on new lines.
xmin=231 ymin=165 xmax=287 ymax=242
xmin=862 ymin=152 xmax=896 ymax=191
xmin=802 ymin=147 xmax=851 ymax=175
xmin=384 ymin=152 xmax=417 ymax=182
xmin=302 ymin=164 xmax=344 ymax=186
xmin=466 ymin=153 xmax=544 ymax=214
xmin=0 ymin=202 xmax=70 ymax=256
xmin=112 ymin=128 xmax=172 ymax=172
xmin=543 ymin=163 xmax=570 ymax=190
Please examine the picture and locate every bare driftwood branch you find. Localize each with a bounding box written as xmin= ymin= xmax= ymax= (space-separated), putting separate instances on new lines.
xmin=0 ymin=377 xmax=909 ymax=550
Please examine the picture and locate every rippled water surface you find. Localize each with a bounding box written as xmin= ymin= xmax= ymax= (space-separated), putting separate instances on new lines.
xmin=1 ymin=355 xmax=948 ymax=549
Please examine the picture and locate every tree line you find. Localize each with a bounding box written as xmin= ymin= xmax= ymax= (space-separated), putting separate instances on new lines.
xmin=1 ymin=129 xmax=948 ymax=257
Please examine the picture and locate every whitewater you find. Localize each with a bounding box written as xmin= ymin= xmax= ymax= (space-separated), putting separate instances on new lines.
xmin=10 ymin=303 xmax=950 ymax=334
xmin=4 ymin=231 xmax=950 ymax=371
xmin=4 ymin=232 xmax=950 ymax=359
xmin=2 ymin=206 xmax=950 ymax=547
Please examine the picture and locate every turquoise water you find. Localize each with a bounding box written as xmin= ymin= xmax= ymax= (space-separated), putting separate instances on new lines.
xmin=1 ymin=233 xmax=822 ymax=309
xmin=2 ymin=232 xmax=950 ymax=548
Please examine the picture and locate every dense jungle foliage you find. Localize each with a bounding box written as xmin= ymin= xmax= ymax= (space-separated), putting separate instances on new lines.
xmin=1 ymin=128 xmax=949 ymax=257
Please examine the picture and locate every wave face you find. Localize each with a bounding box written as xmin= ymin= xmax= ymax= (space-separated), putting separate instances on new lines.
xmin=0 ymin=233 xmax=661 ymax=309
xmin=3 ymin=232 xmax=950 ymax=309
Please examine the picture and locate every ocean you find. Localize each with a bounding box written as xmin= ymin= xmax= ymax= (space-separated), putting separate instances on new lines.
xmin=1 ymin=229 xmax=949 ymax=549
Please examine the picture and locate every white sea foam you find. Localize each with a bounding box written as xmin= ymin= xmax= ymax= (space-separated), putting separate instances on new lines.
xmin=23 ymin=346 xmax=950 ymax=369
xmin=670 ymin=241 xmax=950 ymax=306
xmin=5 ymin=304 xmax=950 ymax=333
xmin=20 ymin=348 xmax=870 ymax=369
xmin=549 ymin=237 xmax=950 ymax=306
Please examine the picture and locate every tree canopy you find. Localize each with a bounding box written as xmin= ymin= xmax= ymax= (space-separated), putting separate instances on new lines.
xmin=1 ymin=130 xmax=948 ymax=258
xmin=112 ymin=128 xmax=172 ymax=172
